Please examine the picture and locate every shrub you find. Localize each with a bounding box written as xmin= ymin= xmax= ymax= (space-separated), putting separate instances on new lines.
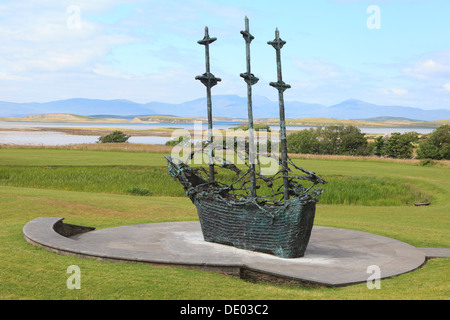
xmin=125 ymin=187 xmax=152 ymax=196
xmin=419 ymin=159 xmax=437 ymax=167
xmin=287 ymin=128 xmax=321 ymax=154
xmin=98 ymin=131 xmax=130 ymax=143
xmin=165 ymin=135 xmax=192 ymax=147
xmin=416 ymin=125 xmax=450 ymax=160
xmin=287 ymin=125 xmax=369 ymax=156
xmin=373 ymin=136 xmax=387 ymax=156
xmin=230 ymin=124 xmax=271 ymax=132
xmin=382 ymin=132 xmax=419 ymax=159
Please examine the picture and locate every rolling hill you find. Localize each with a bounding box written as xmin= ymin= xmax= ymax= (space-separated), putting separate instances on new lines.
xmin=1 ymin=95 xmax=449 ymax=121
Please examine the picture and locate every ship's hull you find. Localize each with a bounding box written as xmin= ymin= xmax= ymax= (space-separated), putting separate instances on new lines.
xmin=192 ymin=194 xmax=316 ymax=258
xmin=165 ymin=155 xmax=321 ymax=259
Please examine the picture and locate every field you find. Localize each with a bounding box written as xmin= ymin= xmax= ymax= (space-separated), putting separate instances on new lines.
xmin=0 ymin=145 xmax=449 ymax=300
xmin=256 ymin=117 xmax=450 ymax=128
xmin=2 ymin=113 xmax=449 ymax=128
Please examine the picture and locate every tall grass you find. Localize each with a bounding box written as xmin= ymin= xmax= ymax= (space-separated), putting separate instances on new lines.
xmin=319 ymin=175 xmax=431 ymax=206
xmin=0 ymin=166 xmax=184 ymax=197
xmin=0 ymin=166 xmax=432 ymax=205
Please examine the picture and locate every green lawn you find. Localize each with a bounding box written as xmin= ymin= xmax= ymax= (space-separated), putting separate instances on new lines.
xmin=0 ymin=148 xmax=166 ymax=166
xmin=0 ymin=147 xmax=449 ymax=300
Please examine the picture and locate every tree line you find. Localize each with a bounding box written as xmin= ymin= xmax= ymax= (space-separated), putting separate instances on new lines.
xmin=286 ymin=124 xmax=449 ymax=160
xmin=98 ymin=125 xmax=449 ymax=161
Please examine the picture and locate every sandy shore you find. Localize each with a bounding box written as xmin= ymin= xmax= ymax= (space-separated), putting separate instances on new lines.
xmin=0 ymin=127 xmax=182 ymax=137
xmin=0 ymin=126 xmax=293 ymax=137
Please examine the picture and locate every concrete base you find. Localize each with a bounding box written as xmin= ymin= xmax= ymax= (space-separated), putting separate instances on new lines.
xmin=23 ymin=217 xmax=433 ymax=287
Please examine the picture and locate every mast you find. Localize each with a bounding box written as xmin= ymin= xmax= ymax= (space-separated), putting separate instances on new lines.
xmin=195 ymin=27 xmax=221 ymax=182
xmin=268 ymin=28 xmax=291 ymax=201
xmin=240 ymin=16 xmax=259 ymax=197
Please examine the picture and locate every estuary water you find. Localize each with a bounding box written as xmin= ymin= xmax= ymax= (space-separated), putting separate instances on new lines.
xmin=0 ymin=121 xmax=435 ymax=146
xmin=0 ymin=131 xmax=171 ymax=146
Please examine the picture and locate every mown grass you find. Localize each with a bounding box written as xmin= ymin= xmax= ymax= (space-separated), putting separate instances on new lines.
xmin=0 ymin=147 xmax=449 ymax=300
xmin=0 ymin=147 xmax=167 ymax=166
xmin=0 ymin=186 xmax=448 ymax=300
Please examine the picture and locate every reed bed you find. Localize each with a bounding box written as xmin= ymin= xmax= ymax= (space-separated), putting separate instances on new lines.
xmin=0 ymin=166 xmax=183 ymax=197
xmin=289 ymin=152 xmax=450 ymax=166
xmin=0 ymin=165 xmax=432 ymax=206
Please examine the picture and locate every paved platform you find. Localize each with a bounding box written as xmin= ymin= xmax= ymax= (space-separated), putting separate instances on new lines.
xmin=23 ymin=217 xmax=438 ymax=287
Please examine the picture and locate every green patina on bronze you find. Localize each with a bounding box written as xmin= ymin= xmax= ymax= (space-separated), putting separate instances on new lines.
xmin=167 ymin=18 xmax=326 ymax=258
xmin=165 ymin=152 xmax=325 ymax=258
xmin=268 ymin=27 xmax=291 ymax=201
xmin=240 ymin=16 xmax=259 ymax=198
xmin=195 ymin=26 xmax=221 ymax=183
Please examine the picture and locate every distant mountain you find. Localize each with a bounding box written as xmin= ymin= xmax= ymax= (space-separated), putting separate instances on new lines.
xmin=0 ymin=101 xmax=37 ymax=118
xmin=141 ymin=95 xmax=280 ymax=118
xmin=0 ymin=98 xmax=159 ymax=117
xmin=1 ymin=96 xmax=449 ymax=121
xmin=357 ymin=116 xmax=424 ymax=123
xmin=324 ymin=99 xmax=450 ymax=121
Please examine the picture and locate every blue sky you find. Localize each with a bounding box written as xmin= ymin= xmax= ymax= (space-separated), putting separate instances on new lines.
xmin=0 ymin=0 xmax=449 ymax=110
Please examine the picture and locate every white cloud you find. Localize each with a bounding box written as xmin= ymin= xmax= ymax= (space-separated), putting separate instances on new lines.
xmin=0 ymin=72 xmax=30 ymax=81
xmin=92 ymin=64 xmax=132 ymax=79
xmin=293 ymin=58 xmax=342 ymax=79
xmin=0 ymin=0 xmax=448 ymax=112
xmin=384 ymin=88 xmax=408 ymax=95
xmin=0 ymin=0 xmax=245 ymax=104
xmin=403 ymin=51 xmax=450 ymax=80
xmin=0 ymin=2 xmax=139 ymax=75
xmin=18 ymin=0 xmax=134 ymax=14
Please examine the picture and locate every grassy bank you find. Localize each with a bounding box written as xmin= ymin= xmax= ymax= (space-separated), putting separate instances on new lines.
xmin=0 ymin=166 xmax=433 ymax=206
xmin=0 ymin=146 xmax=449 ymax=299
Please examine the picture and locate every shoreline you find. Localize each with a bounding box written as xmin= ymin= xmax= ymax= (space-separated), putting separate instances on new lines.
xmin=0 ymin=126 xmax=433 ymax=142
xmin=0 ymin=127 xmax=179 ymax=137
xmin=1 ymin=116 xmax=448 ymax=129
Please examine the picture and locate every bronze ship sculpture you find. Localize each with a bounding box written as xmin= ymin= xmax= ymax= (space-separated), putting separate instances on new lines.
xmin=166 ymin=17 xmax=326 ymax=258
